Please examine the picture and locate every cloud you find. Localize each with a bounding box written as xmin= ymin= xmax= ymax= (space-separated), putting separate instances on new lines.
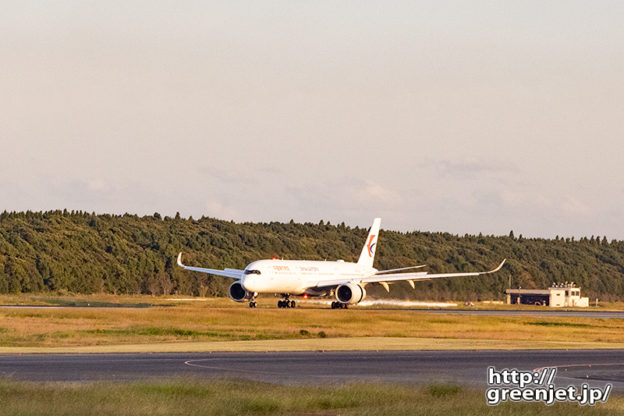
xmin=351 ymin=180 xmax=402 ymax=205
xmin=86 ymin=180 xmax=109 ymax=192
xmin=498 ymin=189 xmax=591 ymax=217
xmin=204 ymin=201 xmax=241 ymax=221
xmin=560 ymin=196 xmax=591 ymax=216
xmin=434 ymin=157 xmax=519 ymax=180
xmin=1 ymin=1 xmax=624 ymax=241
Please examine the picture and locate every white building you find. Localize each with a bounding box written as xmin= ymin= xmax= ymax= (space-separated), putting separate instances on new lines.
xmin=506 ymin=282 xmax=589 ymax=307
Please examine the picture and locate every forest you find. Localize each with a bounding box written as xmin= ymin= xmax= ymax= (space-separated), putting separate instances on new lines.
xmin=0 ymin=210 xmax=622 ymax=301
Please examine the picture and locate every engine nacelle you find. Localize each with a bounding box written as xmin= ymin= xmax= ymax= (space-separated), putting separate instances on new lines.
xmin=229 ymin=281 xmax=253 ymax=302
xmin=335 ymin=283 xmax=366 ymax=304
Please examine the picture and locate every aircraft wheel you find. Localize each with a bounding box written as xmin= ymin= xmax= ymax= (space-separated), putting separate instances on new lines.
xmin=290 ymin=300 xmax=296 ymax=308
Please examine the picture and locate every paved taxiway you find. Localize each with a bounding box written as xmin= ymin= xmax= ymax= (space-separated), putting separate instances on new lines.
xmin=1 ymin=350 xmax=623 ymax=390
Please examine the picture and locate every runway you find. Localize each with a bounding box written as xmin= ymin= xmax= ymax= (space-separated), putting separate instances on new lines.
xmin=1 ymin=350 xmax=623 ymax=390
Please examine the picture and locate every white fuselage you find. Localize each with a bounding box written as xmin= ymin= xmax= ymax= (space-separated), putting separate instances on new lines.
xmin=241 ymin=259 xmax=376 ymax=295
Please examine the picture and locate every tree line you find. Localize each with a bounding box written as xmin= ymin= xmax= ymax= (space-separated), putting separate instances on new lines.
xmin=0 ymin=210 xmax=623 ymax=301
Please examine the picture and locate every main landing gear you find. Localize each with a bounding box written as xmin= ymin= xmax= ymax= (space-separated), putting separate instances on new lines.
xmin=249 ymin=301 xmax=257 ymax=308
xmin=331 ymin=301 xmax=347 ymax=309
xmin=277 ymin=295 xmax=296 ymax=308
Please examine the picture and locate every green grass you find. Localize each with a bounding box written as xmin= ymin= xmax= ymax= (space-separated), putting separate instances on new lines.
xmin=2 ymin=294 xmax=624 ymax=352
xmin=0 ymin=380 xmax=620 ymax=416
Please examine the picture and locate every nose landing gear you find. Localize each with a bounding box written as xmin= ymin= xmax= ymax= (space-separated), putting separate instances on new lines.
xmin=249 ymin=294 xmax=258 ymax=308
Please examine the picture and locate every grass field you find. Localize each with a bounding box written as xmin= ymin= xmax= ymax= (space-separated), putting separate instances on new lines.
xmin=1 ymin=295 xmax=622 ymax=414
xmin=2 ymin=293 xmax=624 ymax=310
xmin=0 ymin=294 xmax=624 ymax=351
xmin=0 ymin=379 xmax=620 ymax=416
xmin=0 ymin=296 xmax=624 ymax=352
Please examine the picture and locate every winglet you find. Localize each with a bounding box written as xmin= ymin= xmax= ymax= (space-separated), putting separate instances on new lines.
xmin=487 ymin=259 xmax=506 ymax=274
xmin=175 ymin=253 xmax=243 ymax=279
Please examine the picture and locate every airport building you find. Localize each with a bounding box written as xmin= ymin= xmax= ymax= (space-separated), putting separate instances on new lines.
xmin=505 ymin=282 xmax=589 ymax=307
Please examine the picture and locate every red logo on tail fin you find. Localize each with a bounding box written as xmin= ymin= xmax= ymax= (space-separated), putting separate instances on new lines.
xmin=367 ymin=235 xmax=376 ymax=257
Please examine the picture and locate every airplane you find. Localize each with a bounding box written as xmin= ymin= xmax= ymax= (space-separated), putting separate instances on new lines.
xmin=177 ymin=218 xmax=505 ymax=309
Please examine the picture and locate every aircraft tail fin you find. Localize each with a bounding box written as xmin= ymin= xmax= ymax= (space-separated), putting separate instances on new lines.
xmin=357 ymin=218 xmax=381 ymax=268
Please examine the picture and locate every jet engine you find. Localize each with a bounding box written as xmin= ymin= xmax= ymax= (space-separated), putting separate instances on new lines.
xmin=335 ymin=283 xmax=366 ymax=304
xmin=229 ymin=281 xmax=254 ymax=302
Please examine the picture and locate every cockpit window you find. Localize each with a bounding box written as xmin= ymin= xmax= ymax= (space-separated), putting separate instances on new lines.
xmin=244 ymin=269 xmax=261 ymax=275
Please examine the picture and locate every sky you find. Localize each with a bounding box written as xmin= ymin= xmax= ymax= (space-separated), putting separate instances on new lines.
xmin=1 ymin=1 xmax=623 ymax=238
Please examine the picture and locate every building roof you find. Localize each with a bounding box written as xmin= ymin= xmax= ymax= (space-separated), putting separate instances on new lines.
xmin=506 ymin=289 xmax=551 ymax=295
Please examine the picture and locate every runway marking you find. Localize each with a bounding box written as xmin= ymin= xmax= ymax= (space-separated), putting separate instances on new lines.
xmin=183 ymin=358 xmax=330 ymax=378
xmin=533 ymin=362 xmax=624 ymax=384
xmin=183 ymin=352 xmax=403 ymax=379
xmin=534 ymin=362 xmax=624 ymax=372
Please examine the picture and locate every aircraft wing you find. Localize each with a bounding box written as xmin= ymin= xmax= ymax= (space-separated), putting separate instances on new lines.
xmin=312 ymin=259 xmax=505 ymax=289
xmin=374 ymin=265 xmax=427 ymax=275
xmin=362 ymin=259 xmax=506 ymax=283
xmin=177 ymin=253 xmax=243 ymax=279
